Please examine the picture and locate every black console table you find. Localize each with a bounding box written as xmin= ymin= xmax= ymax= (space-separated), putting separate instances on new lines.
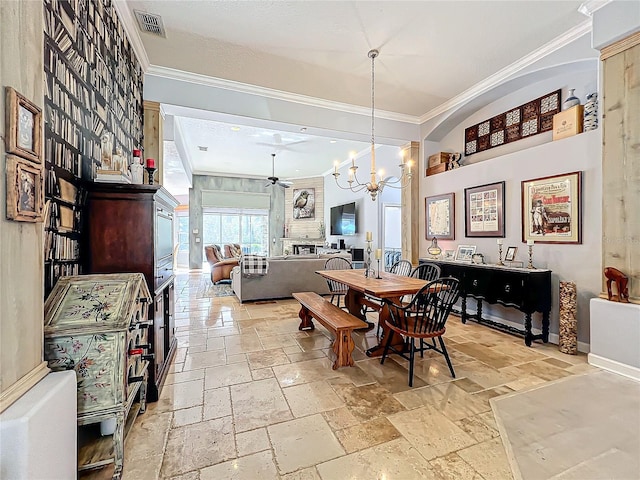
xmin=419 ymin=259 xmax=551 ymax=346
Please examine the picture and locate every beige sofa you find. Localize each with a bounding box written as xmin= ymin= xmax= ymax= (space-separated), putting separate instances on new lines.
xmin=231 ymin=253 xmax=350 ymax=303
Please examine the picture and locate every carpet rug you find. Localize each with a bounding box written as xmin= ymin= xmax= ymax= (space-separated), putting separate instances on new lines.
xmin=207 ymin=283 xmax=235 ymax=297
xmin=491 ymin=370 xmax=640 ymax=480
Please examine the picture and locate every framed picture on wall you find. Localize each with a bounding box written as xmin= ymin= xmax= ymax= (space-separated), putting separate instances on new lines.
xmin=425 ymin=192 xmax=455 ymax=240
xmin=521 ymin=171 xmax=582 ymax=244
xmin=293 ymin=188 xmax=315 ymax=219
xmin=5 ymin=155 xmax=44 ymax=222
xmin=464 ymin=181 xmax=505 ymax=238
xmin=5 ymin=87 xmax=42 ymax=164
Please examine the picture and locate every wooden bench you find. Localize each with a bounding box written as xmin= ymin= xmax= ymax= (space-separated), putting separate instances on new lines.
xmin=293 ymin=292 xmax=369 ymax=370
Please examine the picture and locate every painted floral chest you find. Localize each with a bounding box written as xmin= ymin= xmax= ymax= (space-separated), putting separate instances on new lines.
xmin=44 ymin=273 xmax=151 ymax=478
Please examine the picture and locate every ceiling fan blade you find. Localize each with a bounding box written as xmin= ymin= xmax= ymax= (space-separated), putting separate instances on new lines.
xmin=283 ymin=140 xmax=307 ymax=147
xmin=278 ymin=182 xmax=291 ymax=189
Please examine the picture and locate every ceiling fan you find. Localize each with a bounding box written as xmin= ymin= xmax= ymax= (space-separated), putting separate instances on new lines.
xmin=257 ymin=133 xmax=308 ymax=152
xmin=266 ymin=153 xmax=292 ymax=188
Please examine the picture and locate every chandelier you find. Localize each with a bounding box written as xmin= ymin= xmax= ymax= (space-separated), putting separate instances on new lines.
xmin=333 ymin=49 xmax=413 ymax=201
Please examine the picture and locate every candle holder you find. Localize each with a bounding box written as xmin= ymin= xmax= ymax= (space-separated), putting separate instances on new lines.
xmin=364 ymin=240 xmax=373 ymax=278
xmin=145 ymin=166 xmax=156 ymax=185
xmin=376 ymin=258 xmax=382 ymax=279
xmin=497 ymin=243 xmax=505 ymax=266
xmin=527 ymin=244 xmax=534 ymax=269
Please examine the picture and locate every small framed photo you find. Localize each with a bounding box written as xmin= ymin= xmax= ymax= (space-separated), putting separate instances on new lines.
xmin=464 ymin=181 xmax=505 ymax=238
xmin=504 ymin=246 xmax=518 ymax=262
xmin=455 ymin=245 xmax=476 ymax=262
xmin=5 ymin=87 xmax=42 ymax=164
xmin=444 ymin=249 xmax=455 ymax=260
xmin=6 ymin=155 xmax=44 ymax=222
xmin=522 ymin=171 xmax=582 ymax=244
xmin=425 ymin=192 xmax=455 ymax=240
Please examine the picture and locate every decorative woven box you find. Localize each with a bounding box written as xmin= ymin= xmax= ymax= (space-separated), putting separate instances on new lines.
xmin=426 ymin=163 xmax=448 ymax=176
xmin=427 ymin=152 xmax=449 ymax=169
xmin=552 ymin=105 xmax=584 ymax=140
xmin=44 ymin=273 xmax=151 ymax=415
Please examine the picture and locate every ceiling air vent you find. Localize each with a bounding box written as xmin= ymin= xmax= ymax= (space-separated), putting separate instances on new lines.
xmin=134 ymin=10 xmax=166 ymax=38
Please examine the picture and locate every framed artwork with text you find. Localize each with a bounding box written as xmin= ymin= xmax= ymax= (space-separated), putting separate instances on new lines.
xmin=464 ymin=181 xmax=505 ymax=238
xmin=521 ymin=171 xmax=582 ymax=244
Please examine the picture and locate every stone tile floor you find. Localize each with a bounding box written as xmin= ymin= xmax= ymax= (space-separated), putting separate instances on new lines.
xmin=85 ymin=272 xmax=598 ymax=479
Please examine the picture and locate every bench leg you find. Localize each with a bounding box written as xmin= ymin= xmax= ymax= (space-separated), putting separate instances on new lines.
xmin=298 ymin=306 xmax=315 ymax=331
xmin=332 ymin=330 xmax=356 ymax=370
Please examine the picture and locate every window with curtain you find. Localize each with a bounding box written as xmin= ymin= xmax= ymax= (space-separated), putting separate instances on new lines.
xmin=202 ymin=207 xmax=269 ymax=258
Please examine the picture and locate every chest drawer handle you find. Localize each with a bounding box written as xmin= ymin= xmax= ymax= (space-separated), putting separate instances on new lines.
xmin=504 ymin=284 xmax=511 ymax=293
xmin=472 ymin=279 xmax=478 ymax=287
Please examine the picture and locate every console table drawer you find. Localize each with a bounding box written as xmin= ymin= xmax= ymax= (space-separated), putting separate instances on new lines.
xmin=462 ymin=271 xmax=493 ymax=298
xmin=494 ymin=273 xmax=525 ymax=307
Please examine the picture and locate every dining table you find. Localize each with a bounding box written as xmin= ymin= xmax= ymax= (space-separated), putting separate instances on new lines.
xmin=315 ymin=269 xmax=429 ymax=357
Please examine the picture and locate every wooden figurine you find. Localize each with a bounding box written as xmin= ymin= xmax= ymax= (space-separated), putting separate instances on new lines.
xmin=604 ymin=267 xmax=630 ymax=303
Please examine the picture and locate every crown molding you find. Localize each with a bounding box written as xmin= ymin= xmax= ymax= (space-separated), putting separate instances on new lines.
xmin=145 ymin=65 xmax=420 ymax=125
xmin=578 ymin=0 xmax=612 ymax=17
xmin=112 ymin=0 xmax=151 ymax=72
xmin=419 ymin=19 xmax=593 ymax=124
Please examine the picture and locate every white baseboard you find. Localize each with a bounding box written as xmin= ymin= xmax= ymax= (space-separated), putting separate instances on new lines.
xmin=587 ymin=354 xmax=640 ymax=382
xmin=462 ymin=310 xmax=590 ymax=353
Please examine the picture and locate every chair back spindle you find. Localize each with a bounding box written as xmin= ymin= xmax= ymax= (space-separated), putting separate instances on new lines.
xmin=324 ymin=257 xmax=353 ymax=308
xmin=389 ymin=259 xmax=412 ymax=277
xmin=410 ymin=263 xmax=441 ymax=282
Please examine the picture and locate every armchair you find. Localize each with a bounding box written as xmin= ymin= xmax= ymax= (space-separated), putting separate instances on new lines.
xmin=224 ymin=243 xmax=243 ymax=258
xmin=205 ymin=244 xmax=239 ymax=284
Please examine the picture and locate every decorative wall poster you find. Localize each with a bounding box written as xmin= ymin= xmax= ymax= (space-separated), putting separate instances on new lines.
xmin=464 ymin=181 xmax=505 ymax=238
xmin=425 ymin=193 xmax=455 ymax=240
xmin=521 ymin=171 xmax=582 ymax=244
xmin=293 ymin=188 xmax=315 ymax=219
xmin=464 ymin=90 xmax=561 ymax=156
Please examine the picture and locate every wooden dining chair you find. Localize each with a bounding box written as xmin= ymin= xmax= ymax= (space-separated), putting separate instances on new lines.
xmin=410 ymin=262 xmax=441 ymax=281
xmin=324 ymin=257 xmax=353 ymax=309
xmin=380 ymin=277 xmax=460 ymax=387
xmin=371 ymin=259 xmax=414 ymax=335
xmin=390 ymin=259 xmax=413 ymax=277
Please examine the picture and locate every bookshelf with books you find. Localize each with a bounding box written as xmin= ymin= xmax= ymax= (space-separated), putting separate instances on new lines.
xmin=43 ymin=0 xmax=143 ymax=297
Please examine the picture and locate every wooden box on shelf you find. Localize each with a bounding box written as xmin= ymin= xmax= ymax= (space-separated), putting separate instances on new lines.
xmin=82 ymin=183 xmax=179 ymax=402
xmin=44 ymin=273 xmax=151 ymax=478
xmin=552 ymin=105 xmax=584 ymax=140
xmin=427 ymin=152 xmax=450 ymax=169
xmin=426 ymin=163 xmax=448 ymax=176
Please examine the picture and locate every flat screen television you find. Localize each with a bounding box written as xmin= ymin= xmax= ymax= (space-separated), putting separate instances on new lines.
xmin=330 ymin=202 xmax=357 ymax=235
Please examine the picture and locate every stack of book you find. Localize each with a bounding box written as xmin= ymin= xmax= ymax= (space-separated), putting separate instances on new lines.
xmin=95 ymin=169 xmax=131 ymax=184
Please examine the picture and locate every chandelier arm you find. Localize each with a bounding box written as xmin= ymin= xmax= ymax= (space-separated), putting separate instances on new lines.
xmin=380 ymin=172 xmax=413 ymax=190
xmin=350 ymin=167 xmax=365 ymax=187
xmin=333 ymin=173 xmax=369 ymax=193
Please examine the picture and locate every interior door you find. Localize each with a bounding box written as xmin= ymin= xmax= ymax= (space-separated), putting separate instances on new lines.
xmin=382 ymin=203 xmax=402 ymax=270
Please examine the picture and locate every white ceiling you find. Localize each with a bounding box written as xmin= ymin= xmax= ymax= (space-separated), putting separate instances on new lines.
xmin=123 ymin=0 xmax=592 ymax=191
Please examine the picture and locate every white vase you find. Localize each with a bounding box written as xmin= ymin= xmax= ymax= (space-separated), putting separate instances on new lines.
xmin=131 ymin=162 xmax=144 ymax=184
xmin=563 ymin=89 xmax=580 ymax=110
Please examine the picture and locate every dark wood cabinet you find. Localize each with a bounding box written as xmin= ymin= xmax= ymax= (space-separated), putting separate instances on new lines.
xmin=83 ymin=183 xmax=179 ymax=401
xmin=420 ymin=259 xmax=551 ymax=346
